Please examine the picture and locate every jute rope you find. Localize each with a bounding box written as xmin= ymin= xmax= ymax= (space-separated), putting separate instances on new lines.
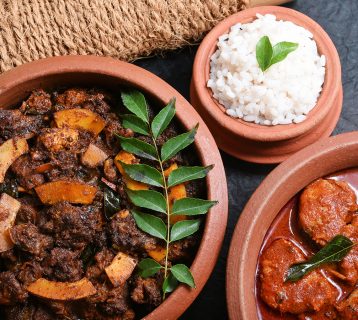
xmin=0 ymin=0 xmax=248 ymax=73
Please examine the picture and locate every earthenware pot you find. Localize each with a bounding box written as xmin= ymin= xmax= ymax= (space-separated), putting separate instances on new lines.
xmin=191 ymin=6 xmax=342 ymax=163
xmin=0 ymin=55 xmax=228 ymax=319
xmin=226 ymin=131 xmax=358 ymax=320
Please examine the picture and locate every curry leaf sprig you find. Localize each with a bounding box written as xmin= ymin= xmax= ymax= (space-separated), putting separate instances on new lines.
xmin=285 ymin=235 xmax=354 ymax=282
xmin=256 ymin=35 xmax=298 ymax=72
xmin=116 ymin=90 xmax=217 ymax=298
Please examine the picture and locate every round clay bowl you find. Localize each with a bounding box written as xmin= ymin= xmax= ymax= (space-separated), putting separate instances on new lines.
xmin=226 ymin=131 xmax=358 ymax=320
xmin=0 ymin=56 xmax=228 ymax=319
xmin=191 ymin=6 xmax=342 ymax=163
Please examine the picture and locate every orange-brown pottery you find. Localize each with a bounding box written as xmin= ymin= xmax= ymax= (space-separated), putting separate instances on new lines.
xmin=191 ymin=6 xmax=342 ymax=163
xmin=0 ymin=55 xmax=228 ymax=319
xmin=226 ymin=131 xmax=358 ymax=320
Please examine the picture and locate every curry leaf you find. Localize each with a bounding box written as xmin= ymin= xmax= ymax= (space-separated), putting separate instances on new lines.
xmin=161 ymin=124 xmax=198 ymax=162
xmin=138 ymin=258 xmax=163 ymax=278
xmin=162 ymin=273 xmax=178 ymax=293
xmin=127 ymin=189 xmax=167 ymax=213
xmin=171 ymin=264 xmax=195 ymax=288
xmin=122 ymin=114 xmax=149 ymax=136
xmin=132 ymin=211 xmax=167 ymax=240
xmin=285 ymin=235 xmax=354 ymax=282
xmin=271 ymin=42 xmax=299 ymax=66
xmin=172 ymin=198 xmax=217 ymax=216
xmin=256 ymin=36 xmax=273 ymax=71
xmin=151 ymin=98 xmax=176 ymax=139
xmin=103 ymin=187 xmax=121 ymax=220
xmin=116 ymin=135 xmax=157 ymax=161
xmin=120 ymin=162 xmax=164 ymax=187
xmin=121 ymin=90 xmax=149 ymax=123
xmin=170 ymin=219 xmax=201 ymax=242
xmin=167 ymin=165 xmax=213 ymax=187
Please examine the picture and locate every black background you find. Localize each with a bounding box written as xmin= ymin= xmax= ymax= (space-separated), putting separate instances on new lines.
xmin=135 ymin=0 xmax=358 ymax=319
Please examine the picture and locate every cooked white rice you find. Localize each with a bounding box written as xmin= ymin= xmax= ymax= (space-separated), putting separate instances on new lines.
xmin=207 ymin=14 xmax=326 ymax=125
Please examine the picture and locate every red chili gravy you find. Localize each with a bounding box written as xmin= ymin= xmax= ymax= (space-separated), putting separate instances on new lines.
xmin=255 ymin=168 xmax=358 ymax=320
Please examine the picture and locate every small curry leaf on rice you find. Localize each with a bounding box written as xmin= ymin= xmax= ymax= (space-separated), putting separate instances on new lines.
xmin=127 ymin=189 xmax=167 ymax=213
xmin=151 ymin=98 xmax=176 ymax=139
xmin=138 ymin=258 xmax=163 ymax=278
xmin=167 ymin=165 xmax=213 ymax=187
xmin=116 ymin=135 xmax=157 ymax=161
xmin=119 ymin=162 xmax=164 ymax=187
xmin=121 ymin=90 xmax=149 ymax=123
xmin=132 ymin=210 xmax=167 ymax=240
xmin=171 ymin=264 xmax=195 ymax=288
xmin=162 ymin=273 xmax=179 ymax=294
xmin=256 ymin=35 xmax=273 ymax=71
xmin=161 ymin=124 xmax=198 ymax=162
xmin=285 ymin=235 xmax=354 ymax=282
xmin=172 ymin=198 xmax=218 ymax=216
xmin=256 ymin=35 xmax=298 ymax=72
xmin=271 ymin=41 xmax=299 ymax=65
xmin=122 ymin=114 xmax=149 ymax=135
xmin=170 ymin=219 xmax=201 ymax=242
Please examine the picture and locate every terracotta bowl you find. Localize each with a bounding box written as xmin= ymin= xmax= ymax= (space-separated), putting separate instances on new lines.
xmin=0 ymin=55 xmax=228 ymax=319
xmin=191 ymin=6 xmax=342 ymax=163
xmin=226 ymin=131 xmax=358 ymax=320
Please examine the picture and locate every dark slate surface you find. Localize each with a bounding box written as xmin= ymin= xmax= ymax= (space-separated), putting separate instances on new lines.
xmin=134 ymin=0 xmax=358 ymax=318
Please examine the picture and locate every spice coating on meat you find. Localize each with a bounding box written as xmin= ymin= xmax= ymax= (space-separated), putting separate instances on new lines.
xmin=336 ymin=289 xmax=358 ymax=320
xmin=0 ymin=271 xmax=28 ymax=305
xmin=131 ymin=277 xmax=162 ymax=307
xmin=9 ymin=223 xmax=53 ymax=257
xmin=260 ymin=239 xmax=337 ymax=314
xmin=299 ymin=179 xmax=357 ymax=246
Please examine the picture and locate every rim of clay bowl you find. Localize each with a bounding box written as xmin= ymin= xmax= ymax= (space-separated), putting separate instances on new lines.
xmin=226 ymin=131 xmax=358 ymax=320
xmin=192 ymin=6 xmax=341 ymax=142
xmin=0 ymin=55 xmax=228 ymax=320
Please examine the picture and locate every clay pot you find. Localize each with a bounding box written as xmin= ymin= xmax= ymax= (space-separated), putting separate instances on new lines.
xmin=0 ymin=56 xmax=228 ymax=319
xmin=226 ymin=131 xmax=358 ymax=320
xmin=191 ymin=6 xmax=342 ymax=163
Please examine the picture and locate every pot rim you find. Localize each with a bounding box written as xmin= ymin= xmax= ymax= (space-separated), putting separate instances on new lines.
xmin=0 ymin=55 xmax=229 ymax=320
xmin=192 ymin=6 xmax=341 ymax=142
xmin=226 ymin=131 xmax=358 ymax=320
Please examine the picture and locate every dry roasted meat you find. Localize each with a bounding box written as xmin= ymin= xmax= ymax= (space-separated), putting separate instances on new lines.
xmin=0 ymin=88 xmax=202 ymax=319
xmin=0 ymin=271 xmax=28 ymax=305
xmin=299 ymin=179 xmax=357 ymax=246
xmin=260 ymin=239 xmax=337 ymax=314
xmin=109 ymin=211 xmax=157 ymax=254
xmin=0 ymin=109 xmax=45 ymax=142
xmin=9 ymin=224 xmax=53 ymax=257
xmin=42 ymin=248 xmax=83 ymax=282
xmin=131 ymin=277 xmax=161 ymax=307
xmin=11 ymin=155 xmax=45 ymax=190
xmin=46 ymin=202 xmax=102 ymax=249
xmin=20 ymin=89 xmax=52 ymax=115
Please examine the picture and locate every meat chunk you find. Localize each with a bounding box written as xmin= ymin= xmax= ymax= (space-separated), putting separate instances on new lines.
xmin=39 ymin=128 xmax=80 ymax=153
xmin=98 ymin=285 xmax=132 ymax=316
xmin=11 ymin=155 xmax=45 ymax=190
xmin=103 ymin=158 xmax=118 ymax=182
xmin=15 ymin=197 xmax=40 ymax=224
xmin=0 ymin=271 xmax=28 ymax=305
xmin=0 ymin=110 xmax=45 ymax=141
xmin=10 ymin=223 xmax=53 ymax=257
xmin=3 ymin=302 xmax=37 ymax=320
xmin=16 ymin=261 xmax=43 ymax=287
xmin=336 ymin=289 xmax=358 ymax=320
xmin=131 ymin=277 xmax=161 ymax=307
xmin=86 ymin=248 xmax=115 ymax=281
xmin=299 ymin=179 xmax=357 ymax=246
xmin=260 ymin=239 xmax=337 ymax=314
xmin=109 ymin=211 xmax=157 ymax=253
xmin=47 ymin=202 xmax=102 ymax=249
xmin=20 ymin=89 xmax=52 ymax=115
xmin=338 ymin=216 xmax=358 ymax=285
xmin=42 ymin=248 xmax=83 ymax=282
